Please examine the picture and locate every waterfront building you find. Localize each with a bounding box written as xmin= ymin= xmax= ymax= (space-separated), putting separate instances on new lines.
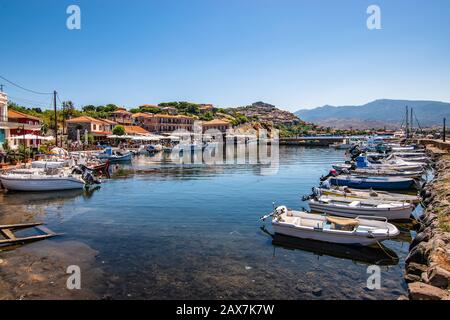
xmin=109 ymin=107 xmax=133 ymax=125
xmin=132 ymin=113 xmax=194 ymax=133
xmin=1 ymin=91 xmax=47 ymax=149
xmin=201 ymin=119 xmax=231 ymax=133
xmin=0 ymin=92 xmax=9 ymax=149
xmin=66 ymin=116 xmax=115 ymax=141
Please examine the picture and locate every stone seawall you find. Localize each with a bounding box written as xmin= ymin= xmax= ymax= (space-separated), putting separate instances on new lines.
xmin=404 ymin=152 xmax=450 ymax=300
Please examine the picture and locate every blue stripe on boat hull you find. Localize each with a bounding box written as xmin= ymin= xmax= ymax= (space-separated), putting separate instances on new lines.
xmin=329 ymin=178 xmax=414 ymax=190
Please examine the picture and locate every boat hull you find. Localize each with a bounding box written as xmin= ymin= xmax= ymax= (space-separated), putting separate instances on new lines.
xmin=318 ymin=188 xmax=420 ymax=204
xmin=308 ymin=202 xmax=412 ymax=220
xmin=329 ymin=177 xmax=415 ymax=191
xmin=98 ymin=154 xmax=132 ymax=162
xmin=272 ymin=224 xmax=392 ymax=245
xmin=0 ymin=176 xmax=85 ymax=191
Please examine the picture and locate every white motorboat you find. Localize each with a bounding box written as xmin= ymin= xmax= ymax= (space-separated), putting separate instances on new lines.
xmin=383 ymin=156 xmax=428 ymax=168
xmin=0 ymin=169 xmax=86 ymax=191
xmin=314 ymin=186 xmax=420 ymax=204
xmin=264 ymin=206 xmax=399 ymax=246
xmin=332 ymin=155 xmax=425 ymax=172
xmin=307 ymin=196 xmax=413 ymax=220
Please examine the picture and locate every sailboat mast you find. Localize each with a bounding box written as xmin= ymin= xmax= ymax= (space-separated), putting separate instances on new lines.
xmin=405 ymin=106 xmax=409 ymax=139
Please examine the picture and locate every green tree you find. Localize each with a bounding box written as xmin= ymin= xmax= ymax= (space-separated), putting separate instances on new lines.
xmin=113 ymin=125 xmax=125 ymax=136
xmin=82 ymin=105 xmax=96 ymax=112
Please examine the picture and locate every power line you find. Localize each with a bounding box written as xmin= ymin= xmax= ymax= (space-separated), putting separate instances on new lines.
xmin=7 ymin=95 xmax=54 ymax=107
xmin=0 ymin=75 xmax=53 ymax=95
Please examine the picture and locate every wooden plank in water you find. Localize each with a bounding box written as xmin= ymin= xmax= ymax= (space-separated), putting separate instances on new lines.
xmin=35 ymin=225 xmax=56 ymax=235
xmin=0 ymin=223 xmax=59 ymax=246
xmin=0 ymin=222 xmax=43 ymax=230
xmin=0 ymin=233 xmax=57 ymax=245
xmin=0 ymin=228 xmax=16 ymax=240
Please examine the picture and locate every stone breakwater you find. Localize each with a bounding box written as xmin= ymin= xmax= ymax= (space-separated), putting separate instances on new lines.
xmin=404 ymin=152 xmax=450 ymax=300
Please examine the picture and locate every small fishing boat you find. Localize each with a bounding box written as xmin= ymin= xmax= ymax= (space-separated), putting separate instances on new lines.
xmin=97 ymin=148 xmax=132 ymax=162
xmin=262 ymin=206 xmax=399 ymax=245
xmin=307 ymin=197 xmax=413 ymax=220
xmin=391 ymin=146 xmax=416 ymax=152
xmin=146 ymin=144 xmax=163 ymax=154
xmin=328 ymin=175 xmax=415 ymax=190
xmin=382 ymin=156 xmax=428 ymax=169
xmin=349 ymin=168 xmax=423 ymax=179
xmin=0 ymin=169 xmax=86 ymax=191
xmin=314 ymin=186 xmax=421 ymax=204
xmin=391 ymin=152 xmax=427 ymax=157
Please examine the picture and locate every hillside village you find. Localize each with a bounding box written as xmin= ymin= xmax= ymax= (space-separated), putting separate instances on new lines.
xmin=1 ymin=90 xmax=398 ymax=153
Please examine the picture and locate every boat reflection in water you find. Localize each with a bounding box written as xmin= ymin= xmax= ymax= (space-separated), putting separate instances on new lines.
xmin=0 ymin=186 xmax=101 ymax=206
xmin=260 ymin=226 xmax=399 ymax=266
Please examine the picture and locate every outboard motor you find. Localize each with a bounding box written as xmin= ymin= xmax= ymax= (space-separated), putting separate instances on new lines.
xmin=82 ymin=169 xmax=101 ymax=185
xmin=75 ymin=164 xmax=101 ymax=185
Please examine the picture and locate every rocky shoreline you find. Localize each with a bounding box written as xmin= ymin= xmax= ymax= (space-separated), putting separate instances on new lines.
xmin=403 ymin=151 xmax=450 ymax=300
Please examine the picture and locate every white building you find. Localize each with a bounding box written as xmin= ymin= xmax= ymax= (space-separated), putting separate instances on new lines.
xmin=0 ymin=91 xmax=9 ymax=149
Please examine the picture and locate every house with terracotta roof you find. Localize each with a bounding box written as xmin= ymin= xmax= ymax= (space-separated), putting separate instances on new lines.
xmin=201 ymin=119 xmax=231 ymax=133
xmin=109 ymin=107 xmax=133 ymax=125
xmin=123 ymin=125 xmax=150 ymax=136
xmin=1 ymin=92 xmax=46 ymax=149
xmin=199 ymin=104 xmax=216 ymax=113
xmin=132 ymin=113 xmax=194 ymax=133
xmin=6 ymin=108 xmax=43 ymax=148
xmin=66 ymin=116 xmax=115 ymax=141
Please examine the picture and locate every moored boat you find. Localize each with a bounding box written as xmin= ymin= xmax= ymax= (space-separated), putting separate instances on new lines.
xmin=314 ymin=186 xmax=420 ymax=204
xmin=0 ymin=170 xmax=86 ymax=191
xmin=263 ymin=206 xmax=400 ymax=245
xmin=97 ymin=148 xmax=132 ymax=162
xmin=328 ymin=175 xmax=415 ymax=190
xmin=349 ymin=168 xmax=423 ymax=179
xmin=307 ymin=196 xmax=413 ymax=220
xmin=146 ymin=144 xmax=163 ymax=153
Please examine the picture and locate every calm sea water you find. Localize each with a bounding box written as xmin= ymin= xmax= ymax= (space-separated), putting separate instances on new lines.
xmin=1 ymin=146 xmax=414 ymax=299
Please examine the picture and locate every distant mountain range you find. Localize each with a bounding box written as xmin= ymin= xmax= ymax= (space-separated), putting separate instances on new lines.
xmin=294 ymin=99 xmax=450 ymax=129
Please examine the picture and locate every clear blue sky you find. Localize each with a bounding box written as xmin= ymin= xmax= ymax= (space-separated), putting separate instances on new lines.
xmin=1 ymin=0 xmax=449 ymax=111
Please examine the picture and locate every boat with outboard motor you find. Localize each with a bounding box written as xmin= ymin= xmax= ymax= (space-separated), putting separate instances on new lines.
xmin=307 ymin=196 xmax=413 ymax=220
xmin=310 ymin=186 xmax=420 ymax=204
xmin=332 ymin=155 xmax=425 ymax=172
xmin=327 ymin=174 xmax=416 ymax=191
xmin=261 ymin=206 xmax=400 ymax=245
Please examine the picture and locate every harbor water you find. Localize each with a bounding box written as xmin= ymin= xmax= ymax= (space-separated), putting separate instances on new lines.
xmin=0 ymin=146 xmax=415 ymax=299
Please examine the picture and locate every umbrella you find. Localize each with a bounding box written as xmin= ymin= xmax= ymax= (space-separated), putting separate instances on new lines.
xmin=10 ymin=134 xmax=54 ymax=141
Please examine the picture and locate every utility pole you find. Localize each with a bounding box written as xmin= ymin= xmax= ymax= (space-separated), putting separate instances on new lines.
xmin=0 ymin=84 xmax=4 ymax=92
xmin=444 ymin=118 xmax=446 ymax=143
xmin=53 ymin=90 xmax=58 ymax=147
